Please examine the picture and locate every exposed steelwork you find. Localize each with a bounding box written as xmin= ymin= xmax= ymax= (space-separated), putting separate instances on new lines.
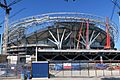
xmin=8 ymin=12 xmax=118 ymax=42
xmin=2 ymin=12 xmax=119 ymax=62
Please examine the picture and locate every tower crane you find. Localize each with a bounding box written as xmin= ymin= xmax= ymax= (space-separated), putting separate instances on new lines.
xmin=0 ymin=0 xmax=22 ymax=54
xmin=0 ymin=8 xmax=25 ymax=26
xmin=111 ymin=0 xmax=120 ymax=22
xmin=111 ymin=0 xmax=120 ymax=9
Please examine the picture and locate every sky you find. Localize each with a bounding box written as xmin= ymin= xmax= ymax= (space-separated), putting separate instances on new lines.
xmin=0 ymin=0 xmax=120 ymax=49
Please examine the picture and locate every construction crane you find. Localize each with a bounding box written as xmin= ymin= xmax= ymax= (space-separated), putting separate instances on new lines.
xmin=111 ymin=0 xmax=120 ymax=9
xmin=111 ymin=0 xmax=120 ymax=19
xmin=0 ymin=8 xmax=25 ymax=26
xmin=0 ymin=0 xmax=22 ymax=54
xmin=111 ymin=0 xmax=120 ymax=30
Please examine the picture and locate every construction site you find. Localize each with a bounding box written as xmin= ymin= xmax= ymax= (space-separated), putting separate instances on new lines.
xmin=0 ymin=0 xmax=120 ymax=80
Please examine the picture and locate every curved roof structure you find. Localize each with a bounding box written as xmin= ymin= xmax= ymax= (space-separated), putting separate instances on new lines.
xmin=2 ymin=12 xmax=118 ymax=55
xmin=8 ymin=12 xmax=118 ymax=43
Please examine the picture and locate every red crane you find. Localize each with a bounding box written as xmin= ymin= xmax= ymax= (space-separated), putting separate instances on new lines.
xmin=104 ymin=17 xmax=111 ymax=49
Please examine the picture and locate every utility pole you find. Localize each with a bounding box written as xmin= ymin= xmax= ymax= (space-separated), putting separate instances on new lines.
xmin=0 ymin=0 xmax=22 ymax=54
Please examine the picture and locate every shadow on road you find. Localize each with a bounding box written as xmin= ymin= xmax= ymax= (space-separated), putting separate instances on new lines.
xmin=101 ymin=77 xmax=120 ymax=80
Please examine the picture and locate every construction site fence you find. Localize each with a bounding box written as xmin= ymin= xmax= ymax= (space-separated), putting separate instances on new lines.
xmin=0 ymin=60 xmax=120 ymax=79
xmin=0 ymin=62 xmax=31 ymax=79
xmin=49 ymin=60 xmax=120 ymax=78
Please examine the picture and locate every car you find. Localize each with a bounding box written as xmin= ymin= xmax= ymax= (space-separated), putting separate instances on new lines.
xmin=95 ymin=63 xmax=108 ymax=70
xmin=107 ymin=66 xmax=120 ymax=70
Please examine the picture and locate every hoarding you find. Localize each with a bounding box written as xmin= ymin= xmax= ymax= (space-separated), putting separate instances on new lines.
xmin=32 ymin=61 xmax=49 ymax=78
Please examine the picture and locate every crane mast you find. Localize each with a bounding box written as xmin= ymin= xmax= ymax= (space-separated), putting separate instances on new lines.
xmin=0 ymin=0 xmax=22 ymax=54
xmin=111 ymin=0 xmax=120 ymax=22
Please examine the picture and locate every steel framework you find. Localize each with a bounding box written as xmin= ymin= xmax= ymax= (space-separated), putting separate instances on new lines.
xmin=2 ymin=12 xmax=119 ymax=61
xmin=8 ymin=12 xmax=118 ymax=42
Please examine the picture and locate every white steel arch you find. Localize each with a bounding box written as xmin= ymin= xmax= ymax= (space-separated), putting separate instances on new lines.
xmin=8 ymin=12 xmax=118 ymax=42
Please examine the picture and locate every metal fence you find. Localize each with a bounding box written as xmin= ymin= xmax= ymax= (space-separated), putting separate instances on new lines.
xmin=1 ymin=60 xmax=120 ymax=79
xmin=49 ymin=60 xmax=120 ymax=78
xmin=0 ymin=63 xmax=31 ymax=79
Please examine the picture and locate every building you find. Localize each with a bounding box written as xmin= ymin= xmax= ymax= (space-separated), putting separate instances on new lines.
xmin=2 ymin=12 xmax=119 ymax=62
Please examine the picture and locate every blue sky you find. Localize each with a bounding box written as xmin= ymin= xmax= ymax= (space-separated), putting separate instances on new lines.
xmin=0 ymin=0 xmax=120 ymax=49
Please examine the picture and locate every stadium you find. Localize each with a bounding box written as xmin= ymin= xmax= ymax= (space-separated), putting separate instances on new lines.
xmin=2 ymin=12 xmax=120 ymax=78
xmin=3 ymin=12 xmax=119 ymax=61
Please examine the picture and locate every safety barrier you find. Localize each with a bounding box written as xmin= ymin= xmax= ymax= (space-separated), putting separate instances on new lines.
xmin=49 ymin=60 xmax=120 ymax=78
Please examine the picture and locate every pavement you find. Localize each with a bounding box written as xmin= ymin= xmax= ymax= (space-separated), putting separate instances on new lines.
xmin=1 ymin=77 xmax=120 ymax=80
xmin=1 ymin=70 xmax=120 ymax=80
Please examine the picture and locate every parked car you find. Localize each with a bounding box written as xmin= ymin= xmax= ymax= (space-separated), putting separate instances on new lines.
xmin=107 ymin=66 xmax=120 ymax=70
xmin=95 ymin=63 xmax=108 ymax=70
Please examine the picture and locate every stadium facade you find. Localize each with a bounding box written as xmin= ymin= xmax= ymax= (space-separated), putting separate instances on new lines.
xmin=2 ymin=12 xmax=120 ymax=62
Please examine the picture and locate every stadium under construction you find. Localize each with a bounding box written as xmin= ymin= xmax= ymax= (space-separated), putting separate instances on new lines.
xmin=2 ymin=12 xmax=120 ymax=78
xmin=2 ymin=12 xmax=120 ymax=61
